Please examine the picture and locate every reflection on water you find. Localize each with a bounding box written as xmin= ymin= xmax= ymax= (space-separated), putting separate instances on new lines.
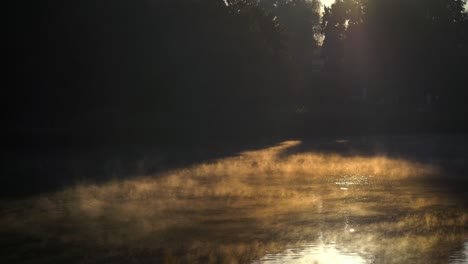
xmin=450 ymin=241 xmax=468 ymax=264
xmin=0 ymin=140 xmax=467 ymax=263
xmin=256 ymin=242 xmax=369 ymax=264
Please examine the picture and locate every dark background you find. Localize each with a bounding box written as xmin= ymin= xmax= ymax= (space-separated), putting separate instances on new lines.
xmin=4 ymin=0 xmax=468 ymax=196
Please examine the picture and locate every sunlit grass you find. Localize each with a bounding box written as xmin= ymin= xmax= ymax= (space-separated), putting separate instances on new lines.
xmin=0 ymin=140 xmax=466 ymax=263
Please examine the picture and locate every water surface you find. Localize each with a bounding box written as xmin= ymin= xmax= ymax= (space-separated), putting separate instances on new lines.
xmin=1 ymin=140 xmax=467 ymax=263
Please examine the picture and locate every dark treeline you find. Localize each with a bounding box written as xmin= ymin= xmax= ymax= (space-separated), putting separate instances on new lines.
xmin=320 ymin=0 xmax=468 ymax=134
xmin=6 ymin=0 xmax=468 ymax=147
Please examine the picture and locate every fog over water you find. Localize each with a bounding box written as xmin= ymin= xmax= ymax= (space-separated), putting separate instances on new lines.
xmin=5 ymin=0 xmax=468 ymax=263
xmin=1 ymin=140 xmax=466 ymax=263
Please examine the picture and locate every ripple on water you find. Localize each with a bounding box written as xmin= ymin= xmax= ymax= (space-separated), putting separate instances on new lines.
xmin=253 ymin=242 xmax=371 ymax=264
xmin=449 ymin=240 xmax=468 ymax=264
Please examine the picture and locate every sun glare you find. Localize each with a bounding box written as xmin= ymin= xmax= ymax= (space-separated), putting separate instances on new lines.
xmin=321 ymin=0 xmax=335 ymax=7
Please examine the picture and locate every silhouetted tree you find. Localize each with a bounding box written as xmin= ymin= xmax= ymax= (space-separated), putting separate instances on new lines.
xmin=321 ymin=0 xmax=468 ymax=104
xmin=9 ymin=0 xmax=299 ymax=145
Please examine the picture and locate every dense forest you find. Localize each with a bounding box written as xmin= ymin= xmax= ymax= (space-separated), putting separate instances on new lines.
xmin=7 ymin=0 xmax=468 ymax=147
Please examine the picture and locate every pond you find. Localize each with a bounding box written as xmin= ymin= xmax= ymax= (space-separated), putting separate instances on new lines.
xmin=1 ymin=140 xmax=467 ymax=263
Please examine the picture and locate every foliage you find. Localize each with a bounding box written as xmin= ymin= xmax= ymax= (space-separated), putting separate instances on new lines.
xmin=321 ymin=0 xmax=468 ymax=102
xmin=7 ymin=0 xmax=468 ymax=146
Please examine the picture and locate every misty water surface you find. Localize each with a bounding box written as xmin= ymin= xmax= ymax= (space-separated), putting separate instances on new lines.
xmin=1 ymin=140 xmax=467 ymax=263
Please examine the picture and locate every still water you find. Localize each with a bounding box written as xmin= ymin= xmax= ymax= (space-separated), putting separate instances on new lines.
xmin=1 ymin=140 xmax=467 ymax=263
